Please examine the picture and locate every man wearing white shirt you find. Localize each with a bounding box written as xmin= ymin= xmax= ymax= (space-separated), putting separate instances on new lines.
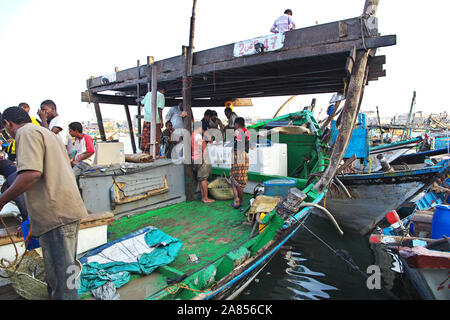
xmin=166 ymin=103 xmax=187 ymax=130
xmin=38 ymin=100 xmax=72 ymax=157
xmin=270 ymin=9 xmax=296 ymax=34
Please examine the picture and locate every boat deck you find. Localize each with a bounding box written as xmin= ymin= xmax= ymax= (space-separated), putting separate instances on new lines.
xmin=109 ymin=195 xmax=253 ymax=275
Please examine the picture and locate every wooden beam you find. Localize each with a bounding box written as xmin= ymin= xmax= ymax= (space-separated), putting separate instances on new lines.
xmin=81 ymin=91 xmax=137 ymax=105
xmin=314 ymin=50 xmax=370 ymax=193
xmin=150 ymin=64 xmax=158 ymax=158
xmin=184 ymin=0 xmax=197 ymax=202
xmin=85 ymin=33 xmax=395 ymax=97
xmin=124 ymin=104 xmax=137 ymax=154
xmin=93 ymin=103 xmax=107 ymax=142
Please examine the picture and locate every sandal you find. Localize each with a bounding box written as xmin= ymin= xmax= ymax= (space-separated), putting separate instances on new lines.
xmin=230 ymin=203 xmax=241 ymax=209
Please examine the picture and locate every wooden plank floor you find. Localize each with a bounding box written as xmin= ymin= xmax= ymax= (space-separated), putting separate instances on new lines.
xmin=109 ymin=196 xmax=253 ymax=274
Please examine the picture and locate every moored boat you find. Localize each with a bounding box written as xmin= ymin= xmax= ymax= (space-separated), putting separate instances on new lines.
xmin=369 ymin=193 xmax=450 ymax=300
xmin=318 ymin=159 xmax=450 ymax=235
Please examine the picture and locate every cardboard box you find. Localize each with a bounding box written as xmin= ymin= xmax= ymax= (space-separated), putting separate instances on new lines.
xmin=94 ymin=142 xmax=125 ymax=166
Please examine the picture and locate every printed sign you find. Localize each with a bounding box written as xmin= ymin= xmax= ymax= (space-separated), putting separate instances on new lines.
xmin=233 ymin=33 xmax=285 ymax=58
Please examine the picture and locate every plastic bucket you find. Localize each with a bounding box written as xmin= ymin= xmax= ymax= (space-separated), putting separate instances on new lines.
xmin=20 ymin=220 xmax=40 ymax=250
xmin=264 ymin=178 xmax=296 ymax=198
xmin=431 ymin=204 xmax=450 ymax=239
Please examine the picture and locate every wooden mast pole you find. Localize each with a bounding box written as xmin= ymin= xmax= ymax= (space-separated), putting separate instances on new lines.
xmin=150 ymin=63 xmax=158 ymax=159
xmin=183 ymin=0 xmax=197 ymax=201
xmin=137 ymin=60 xmax=143 ymax=149
xmin=314 ymin=0 xmax=378 ymax=193
xmin=124 ymin=104 xmax=137 ymax=153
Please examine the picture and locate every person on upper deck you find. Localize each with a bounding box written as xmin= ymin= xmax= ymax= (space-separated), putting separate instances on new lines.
xmin=68 ymin=122 xmax=95 ymax=181
xmin=270 ymin=9 xmax=296 ymax=34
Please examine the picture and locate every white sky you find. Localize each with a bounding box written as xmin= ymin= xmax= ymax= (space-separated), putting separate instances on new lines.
xmin=0 ymin=0 xmax=449 ymax=124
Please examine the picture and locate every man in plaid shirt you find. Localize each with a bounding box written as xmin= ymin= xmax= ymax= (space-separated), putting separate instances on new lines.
xmin=270 ymin=9 xmax=296 ymax=33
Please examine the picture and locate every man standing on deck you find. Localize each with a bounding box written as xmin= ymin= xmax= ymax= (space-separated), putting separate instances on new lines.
xmin=165 ymin=102 xmax=187 ymax=130
xmin=141 ymin=87 xmax=166 ymax=156
xmin=270 ymin=9 xmax=296 ymax=34
xmin=38 ymin=99 xmax=72 ymax=157
xmin=224 ymin=107 xmax=238 ymax=130
xmin=192 ymin=122 xmax=214 ymax=203
xmin=0 ymin=107 xmax=88 ymax=300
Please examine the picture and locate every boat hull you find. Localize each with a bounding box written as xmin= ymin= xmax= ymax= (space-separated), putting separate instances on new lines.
xmin=314 ymin=165 xmax=447 ymax=235
xmin=196 ymin=217 xmax=311 ymax=300
xmin=401 ymin=261 xmax=450 ymax=300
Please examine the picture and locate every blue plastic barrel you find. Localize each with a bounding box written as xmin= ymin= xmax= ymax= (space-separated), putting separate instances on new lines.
xmin=264 ymin=178 xmax=297 ymax=198
xmin=20 ymin=220 xmax=40 ymax=250
xmin=431 ymin=204 xmax=450 ymax=239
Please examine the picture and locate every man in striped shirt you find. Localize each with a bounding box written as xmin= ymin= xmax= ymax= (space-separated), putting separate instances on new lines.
xmin=270 ymin=9 xmax=296 ymax=34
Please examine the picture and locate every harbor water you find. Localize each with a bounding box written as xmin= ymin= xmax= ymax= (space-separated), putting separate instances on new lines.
xmin=238 ymin=213 xmax=422 ymax=300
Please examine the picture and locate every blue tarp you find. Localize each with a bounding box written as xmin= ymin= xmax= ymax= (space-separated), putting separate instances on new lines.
xmin=77 ymin=227 xmax=183 ymax=295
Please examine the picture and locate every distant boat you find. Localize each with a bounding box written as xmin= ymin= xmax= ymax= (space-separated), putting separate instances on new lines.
xmin=353 ymin=137 xmax=422 ymax=172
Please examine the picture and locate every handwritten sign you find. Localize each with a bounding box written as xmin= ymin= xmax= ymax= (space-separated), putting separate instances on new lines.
xmin=233 ymin=33 xmax=285 ymax=58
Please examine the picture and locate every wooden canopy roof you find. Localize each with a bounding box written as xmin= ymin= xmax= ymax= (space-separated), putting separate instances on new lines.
xmin=82 ymin=16 xmax=396 ymax=108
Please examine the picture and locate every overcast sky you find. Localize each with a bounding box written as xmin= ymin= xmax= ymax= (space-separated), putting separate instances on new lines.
xmin=1 ymin=0 xmax=449 ymax=124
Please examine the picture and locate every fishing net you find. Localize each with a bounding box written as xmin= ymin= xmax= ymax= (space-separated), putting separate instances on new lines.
xmin=4 ymin=249 xmax=48 ymax=300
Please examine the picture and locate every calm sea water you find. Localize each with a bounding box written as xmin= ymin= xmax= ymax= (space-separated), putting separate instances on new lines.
xmin=120 ymin=137 xmax=422 ymax=300
xmin=238 ymin=213 xmax=422 ymax=300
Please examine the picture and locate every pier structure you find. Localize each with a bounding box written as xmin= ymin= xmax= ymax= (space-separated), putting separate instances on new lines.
xmin=81 ymin=0 xmax=395 ymax=194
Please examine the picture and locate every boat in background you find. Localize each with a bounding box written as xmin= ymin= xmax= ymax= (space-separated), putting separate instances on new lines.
xmin=318 ymin=158 xmax=449 ymax=235
xmin=369 ymin=183 xmax=450 ymax=300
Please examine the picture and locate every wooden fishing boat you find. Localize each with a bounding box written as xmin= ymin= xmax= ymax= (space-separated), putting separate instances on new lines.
xmin=391 ymin=147 xmax=449 ymax=166
xmin=353 ymin=137 xmax=422 ymax=172
xmin=0 ymin=0 xmax=396 ymax=300
xmin=369 ymin=190 xmax=450 ymax=300
xmin=319 ymin=159 xmax=450 ymax=235
xmin=66 ymin=109 xmax=333 ymax=300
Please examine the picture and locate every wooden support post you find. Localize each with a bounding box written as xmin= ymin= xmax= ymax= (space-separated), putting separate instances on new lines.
xmin=376 ymin=106 xmax=383 ymax=143
xmin=137 ymin=60 xmax=142 ymax=149
xmin=184 ymin=0 xmax=197 ymax=201
xmin=314 ymin=50 xmax=370 ymax=193
xmin=93 ymin=103 xmax=107 ymax=142
xmin=150 ymin=64 xmax=158 ymax=159
xmin=364 ymin=0 xmax=379 ymax=16
xmin=124 ymin=104 xmax=137 ymax=154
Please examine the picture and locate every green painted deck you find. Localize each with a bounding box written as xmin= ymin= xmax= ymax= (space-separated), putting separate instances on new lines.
xmin=109 ymin=195 xmax=253 ymax=275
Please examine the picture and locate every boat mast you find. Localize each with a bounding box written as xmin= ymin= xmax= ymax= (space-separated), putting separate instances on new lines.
xmin=401 ymin=91 xmax=416 ymax=140
xmin=313 ymin=0 xmax=378 ymax=193
xmin=184 ymin=0 xmax=197 ymax=201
